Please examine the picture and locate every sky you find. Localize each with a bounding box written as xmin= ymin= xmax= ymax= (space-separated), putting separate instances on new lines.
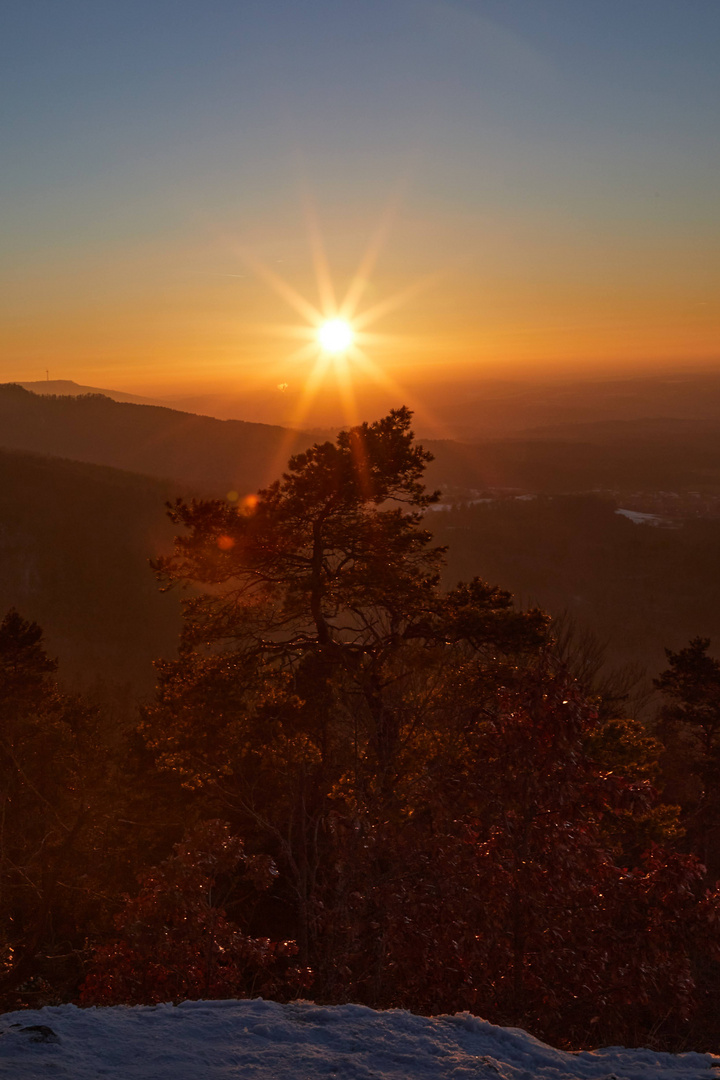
xmin=1 ymin=0 xmax=719 ymax=424
xmin=0 ymin=998 xmax=717 ymax=1078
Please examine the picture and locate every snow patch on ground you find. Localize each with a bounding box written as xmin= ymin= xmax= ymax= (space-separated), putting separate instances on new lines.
xmin=615 ymin=508 xmax=671 ymax=526
xmin=0 ymin=999 xmax=718 ymax=1079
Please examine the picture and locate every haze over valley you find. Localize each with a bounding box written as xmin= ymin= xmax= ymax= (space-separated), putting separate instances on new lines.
xmin=3 ymin=376 xmax=720 ymax=708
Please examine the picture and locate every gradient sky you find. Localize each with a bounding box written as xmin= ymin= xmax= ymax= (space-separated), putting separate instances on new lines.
xmin=1 ymin=0 xmax=719 ymax=421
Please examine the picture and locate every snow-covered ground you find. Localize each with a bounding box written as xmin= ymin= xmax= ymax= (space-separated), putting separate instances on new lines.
xmin=0 ymin=998 xmax=718 ymax=1079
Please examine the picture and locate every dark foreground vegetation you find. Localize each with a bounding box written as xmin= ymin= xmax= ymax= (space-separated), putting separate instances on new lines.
xmin=3 ymin=408 xmax=720 ymax=1051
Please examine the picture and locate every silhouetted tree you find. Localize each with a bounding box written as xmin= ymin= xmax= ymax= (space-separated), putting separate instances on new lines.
xmin=0 ymin=610 xmax=107 ymax=1003
xmin=655 ymin=638 xmax=720 ymax=875
xmin=145 ymin=410 xmax=546 ymax=959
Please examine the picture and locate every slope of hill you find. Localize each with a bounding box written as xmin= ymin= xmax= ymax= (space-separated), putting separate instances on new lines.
xmin=6 ymin=383 xmax=720 ymax=502
xmin=0 ymin=446 xmax=181 ymax=697
xmin=18 ymin=379 xmax=167 ymax=407
xmin=0 ymin=384 xmax=310 ymax=496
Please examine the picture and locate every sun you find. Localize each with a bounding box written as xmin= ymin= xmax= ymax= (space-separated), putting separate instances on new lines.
xmin=232 ymin=199 xmax=439 ymax=446
xmin=317 ymin=318 xmax=354 ymax=354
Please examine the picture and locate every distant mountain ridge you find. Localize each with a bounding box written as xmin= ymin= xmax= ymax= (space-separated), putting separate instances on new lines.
xmin=18 ymin=379 xmax=168 ymax=408
xmin=16 ymin=370 xmax=720 ymax=437
xmin=428 ymin=371 xmax=720 ymax=439
xmin=0 ymin=384 xmax=311 ymax=497
xmin=4 ymin=383 xmax=720 ymax=499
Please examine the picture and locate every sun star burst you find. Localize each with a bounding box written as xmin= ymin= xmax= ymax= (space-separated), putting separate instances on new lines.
xmin=232 ymin=197 xmax=440 ymax=462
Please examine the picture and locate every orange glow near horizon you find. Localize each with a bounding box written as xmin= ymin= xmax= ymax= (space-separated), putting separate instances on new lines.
xmin=3 ymin=215 xmax=720 ymax=420
xmin=6 ymin=298 xmax=720 ymax=406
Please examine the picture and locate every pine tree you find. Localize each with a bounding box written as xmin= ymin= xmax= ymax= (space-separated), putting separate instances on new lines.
xmin=145 ymin=409 xmax=546 ymax=959
xmin=0 ymin=610 xmax=105 ymax=1002
xmin=655 ymin=638 xmax=720 ymax=875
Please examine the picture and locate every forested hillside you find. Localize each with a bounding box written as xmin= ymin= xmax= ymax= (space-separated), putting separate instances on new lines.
xmin=2 ymin=395 xmax=720 ymax=702
xmin=424 ymin=419 xmax=720 ymax=496
xmin=0 ymin=384 xmax=310 ymax=495
xmin=434 ymin=496 xmax=720 ymax=681
xmin=0 ymin=447 xmax=180 ymax=695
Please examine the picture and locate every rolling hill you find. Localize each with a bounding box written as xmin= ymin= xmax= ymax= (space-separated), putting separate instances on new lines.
xmin=18 ymin=379 xmax=167 ymax=407
xmin=3 ymin=385 xmax=720 ymax=702
xmin=0 ymin=446 xmax=181 ymax=698
xmin=5 ymin=384 xmax=720 ymax=502
xmin=0 ymin=384 xmax=311 ymax=497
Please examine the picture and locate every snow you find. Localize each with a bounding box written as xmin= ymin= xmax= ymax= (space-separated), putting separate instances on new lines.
xmin=615 ymin=508 xmax=667 ymax=526
xmin=427 ymin=498 xmax=495 ymax=512
xmin=0 ymin=999 xmax=717 ymax=1079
